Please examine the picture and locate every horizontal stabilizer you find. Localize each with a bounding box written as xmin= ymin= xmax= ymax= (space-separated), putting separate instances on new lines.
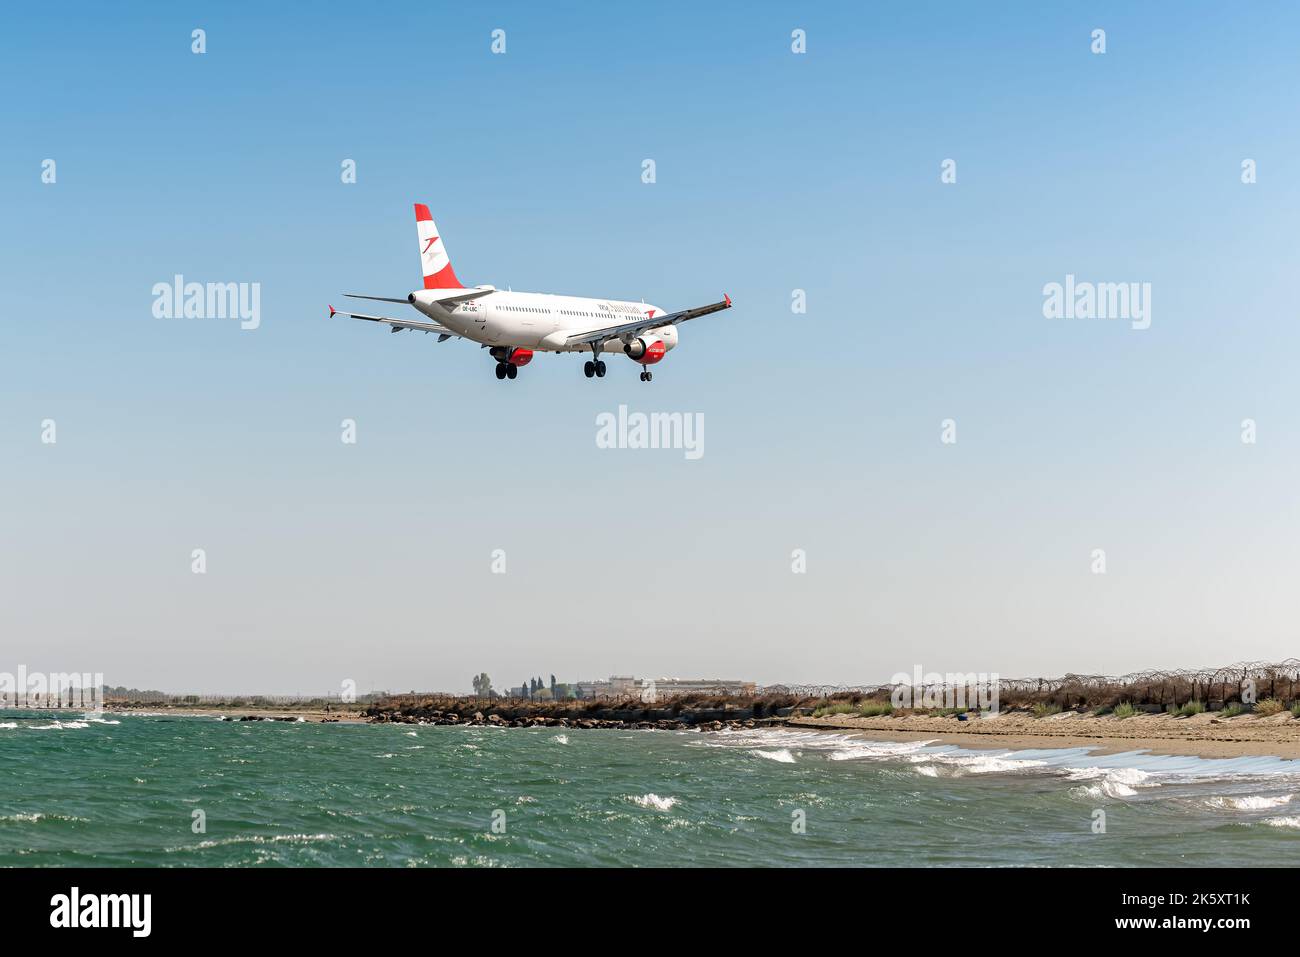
xmin=327 ymin=305 xmax=460 ymax=340
xmin=345 ymin=293 xmax=410 ymax=304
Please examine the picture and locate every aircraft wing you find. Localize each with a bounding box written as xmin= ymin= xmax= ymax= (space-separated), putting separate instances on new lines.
xmin=327 ymin=305 xmax=461 ymax=340
xmin=564 ymin=294 xmax=732 ymax=347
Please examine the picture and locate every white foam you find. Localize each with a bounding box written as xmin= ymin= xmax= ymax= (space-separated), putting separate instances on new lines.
xmin=1082 ymin=779 xmax=1137 ymax=798
xmin=552 ymin=734 xmax=569 ymax=745
xmin=702 ymin=727 xmax=1300 ymax=798
xmin=1066 ymin=767 xmax=1156 ymax=798
xmin=1206 ymin=793 xmax=1294 ymax=811
xmin=751 ymin=748 xmax=797 ymax=763
xmin=929 ymin=751 xmax=1048 ymax=776
xmin=169 ymin=832 xmax=336 ymax=852
xmin=1264 ymin=816 xmax=1300 ymax=829
xmin=0 ymin=812 xmax=88 ymax=823
xmin=825 ymin=739 xmax=940 ymax=761
xmin=630 ymin=793 xmax=678 ymax=811
xmin=1066 ymin=766 xmax=1152 ymax=786
xmin=0 ymin=722 xmax=16 ymax=729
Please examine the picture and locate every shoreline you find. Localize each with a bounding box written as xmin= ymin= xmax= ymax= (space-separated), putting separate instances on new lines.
xmin=24 ymin=704 xmax=1300 ymax=761
xmin=788 ymin=714 xmax=1300 ymax=760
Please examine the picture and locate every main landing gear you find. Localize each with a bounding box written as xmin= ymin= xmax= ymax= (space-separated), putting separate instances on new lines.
xmin=495 ymin=362 xmax=518 ymax=380
xmin=639 ymin=370 xmax=653 ymax=382
xmin=583 ymin=342 xmax=609 ymax=379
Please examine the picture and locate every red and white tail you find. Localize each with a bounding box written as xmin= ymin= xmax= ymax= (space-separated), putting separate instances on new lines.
xmin=414 ymin=203 xmax=464 ymax=289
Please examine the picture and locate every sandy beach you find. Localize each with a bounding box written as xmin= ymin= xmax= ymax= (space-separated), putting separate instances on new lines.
xmin=789 ymin=711 xmax=1300 ymax=759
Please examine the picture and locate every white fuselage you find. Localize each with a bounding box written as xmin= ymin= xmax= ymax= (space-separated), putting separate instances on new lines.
xmin=411 ymin=289 xmax=676 ymax=355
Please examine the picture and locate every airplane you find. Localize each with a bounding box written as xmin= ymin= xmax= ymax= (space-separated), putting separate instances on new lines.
xmin=328 ymin=204 xmax=732 ymax=382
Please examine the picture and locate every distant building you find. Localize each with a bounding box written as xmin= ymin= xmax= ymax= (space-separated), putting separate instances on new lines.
xmin=574 ymin=675 xmax=755 ymax=699
xmin=646 ymin=678 xmax=757 ymax=698
xmin=576 ymin=675 xmax=638 ymax=699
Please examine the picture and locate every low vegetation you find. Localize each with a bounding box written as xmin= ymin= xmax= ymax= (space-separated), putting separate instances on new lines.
xmin=1031 ymin=702 xmax=1062 ymax=718
xmin=1174 ymin=700 xmax=1205 ymax=717
xmin=811 ymin=701 xmax=857 ymax=718
xmin=1255 ymin=698 xmax=1285 ymax=717
xmin=1113 ymin=702 xmax=1138 ymax=719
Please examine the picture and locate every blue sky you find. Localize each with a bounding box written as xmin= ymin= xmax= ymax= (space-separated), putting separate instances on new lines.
xmin=3 ymin=2 xmax=1299 ymax=694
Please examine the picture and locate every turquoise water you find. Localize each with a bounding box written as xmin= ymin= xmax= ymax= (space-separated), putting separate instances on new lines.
xmin=4 ymin=711 xmax=1300 ymax=866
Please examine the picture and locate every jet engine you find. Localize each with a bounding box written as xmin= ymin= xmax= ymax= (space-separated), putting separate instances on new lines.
xmin=490 ymin=346 xmax=533 ymax=366
xmin=623 ymin=336 xmax=667 ymax=365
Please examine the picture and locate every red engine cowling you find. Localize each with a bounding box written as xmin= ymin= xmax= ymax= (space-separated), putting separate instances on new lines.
xmin=491 ymin=346 xmax=534 ymax=366
xmin=624 ymin=337 xmax=667 ymax=365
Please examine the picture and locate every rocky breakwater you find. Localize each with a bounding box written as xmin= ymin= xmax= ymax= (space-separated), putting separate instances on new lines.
xmin=363 ymin=701 xmax=793 ymax=732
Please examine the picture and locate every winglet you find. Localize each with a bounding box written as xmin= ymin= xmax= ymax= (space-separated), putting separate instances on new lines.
xmin=724 ymin=293 xmax=731 ymax=307
xmin=328 ymin=304 xmax=336 ymax=318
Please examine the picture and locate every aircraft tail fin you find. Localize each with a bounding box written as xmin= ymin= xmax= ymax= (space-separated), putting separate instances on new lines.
xmin=414 ymin=203 xmax=464 ymax=289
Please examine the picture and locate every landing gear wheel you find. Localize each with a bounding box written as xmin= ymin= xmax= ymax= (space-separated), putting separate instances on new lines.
xmin=644 ymin=370 xmax=652 ymax=382
xmin=584 ymin=361 xmax=595 ymax=378
xmin=495 ymin=363 xmax=507 ymax=380
xmin=595 ymin=361 xmax=607 ymax=378
xmin=506 ymin=364 xmax=518 ymax=380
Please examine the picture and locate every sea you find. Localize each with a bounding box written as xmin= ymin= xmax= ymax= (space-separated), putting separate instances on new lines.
xmin=3 ymin=710 xmax=1300 ymax=867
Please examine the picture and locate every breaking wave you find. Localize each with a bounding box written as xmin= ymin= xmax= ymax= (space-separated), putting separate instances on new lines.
xmin=750 ymin=748 xmax=797 ymax=763
xmin=629 ymin=793 xmax=678 ymax=811
xmin=1205 ymin=793 xmax=1293 ymax=811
